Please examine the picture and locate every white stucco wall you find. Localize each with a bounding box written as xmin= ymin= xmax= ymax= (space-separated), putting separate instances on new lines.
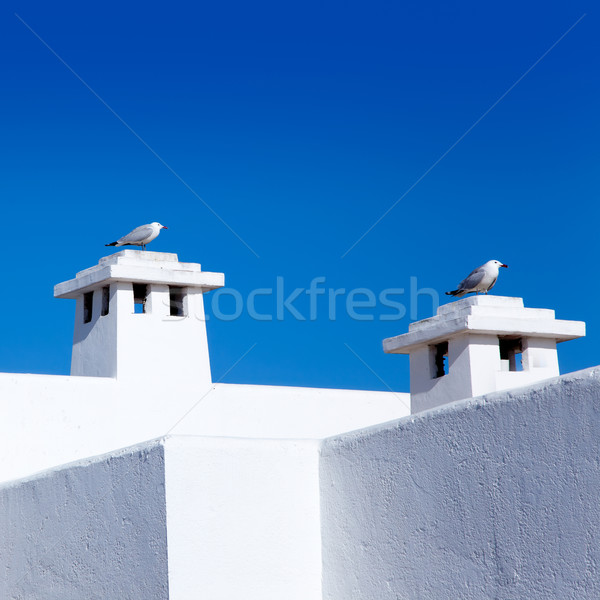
xmin=320 ymin=366 xmax=600 ymax=599
xmin=0 ymin=435 xmax=323 ymax=600
xmin=164 ymin=436 xmax=322 ymax=599
xmin=170 ymin=383 xmax=409 ymax=439
xmin=3 ymin=368 xmax=600 ymax=599
xmin=0 ymin=372 xmax=408 ymax=484
xmin=0 ymin=441 xmax=168 ymax=599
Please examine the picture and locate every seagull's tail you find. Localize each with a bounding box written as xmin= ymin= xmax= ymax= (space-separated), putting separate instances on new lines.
xmin=445 ymin=289 xmax=465 ymax=297
xmin=105 ymin=242 xmax=118 ymax=247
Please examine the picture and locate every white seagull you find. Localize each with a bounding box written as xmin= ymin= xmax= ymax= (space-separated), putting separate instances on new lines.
xmin=105 ymin=222 xmax=167 ymax=251
xmin=446 ymin=260 xmax=508 ymax=297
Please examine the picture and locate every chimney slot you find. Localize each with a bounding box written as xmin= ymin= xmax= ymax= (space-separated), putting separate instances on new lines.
xmin=83 ymin=291 xmax=93 ymax=324
xmin=101 ymin=286 xmax=110 ymax=316
xmin=499 ymin=337 xmax=523 ymax=372
xmin=432 ymin=341 xmax=449 ymax=378
xmin=169 ymin=286 xmax=186 ymax=317
xmin=133 ymin=284 xmax=148 ymax=314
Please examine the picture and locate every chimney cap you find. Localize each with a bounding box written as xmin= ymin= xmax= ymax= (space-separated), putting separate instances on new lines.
xmin=383 ymin=295 xmax=585 ymax=355
xmin=54 ymin=250 xmax=224 ymax=299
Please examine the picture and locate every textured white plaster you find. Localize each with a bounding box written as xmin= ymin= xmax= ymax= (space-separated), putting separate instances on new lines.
xmin=0 ymin=441 xmax=168 ymax=599
xmin=0 ymin=373 xmax=204 ymax=484
xmin=3 ymin=367 xmax=600 ymax=599
xmin=1 ymin=434 xmax=325 ymax=599
xmin=0 ymin=433 xmax=326 ymax=599
xmin=164 ymin=436 xmax=323 ymax=599
xmin=170 ymin=383 xmax=410 ymax=439
xmin=0 ymin=373 xmax=408 ymax=484
xmin=320 ymin=366 xmax=600 ymax=600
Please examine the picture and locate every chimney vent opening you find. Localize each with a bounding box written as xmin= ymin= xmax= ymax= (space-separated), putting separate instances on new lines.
xmin=133 ymin=284 xmax=148 ymax=314
xmin=83 ymin=291 xmax=93 ymax=324
xmin=432 ymin=341 xmax=449 ymax=378
xmin=169 ymin=286 xmax=186 ymax=317
xmin=499 ymin=337 xmax=523 ymax=372
xmin=101 ymin=286 xmax=110 ymax=316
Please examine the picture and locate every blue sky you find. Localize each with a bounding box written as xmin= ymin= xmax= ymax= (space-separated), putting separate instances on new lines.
xmin=0 ymin=1 xmax=598 ymax=391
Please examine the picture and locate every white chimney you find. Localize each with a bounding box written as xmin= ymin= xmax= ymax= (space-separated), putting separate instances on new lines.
xmin=383 ymin=296 xmax=585 ymax=414
xmin=54 ymin=250 xmax=224 ymax=384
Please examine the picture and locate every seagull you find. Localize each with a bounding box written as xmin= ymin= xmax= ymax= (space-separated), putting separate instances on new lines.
xmin=445 ymin=260 xmax=508 ymax=297
xmin=105 ymin=222 xmax=167 ymax=251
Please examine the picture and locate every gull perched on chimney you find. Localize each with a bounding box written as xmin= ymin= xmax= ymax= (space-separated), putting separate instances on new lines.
xmin=105 ymin=222 xmax=167 ymax=251
xmin=446 ymin=260 xmax=508 ymax=297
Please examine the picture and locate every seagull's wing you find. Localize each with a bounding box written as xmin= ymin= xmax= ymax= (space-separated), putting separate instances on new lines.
xmin=486 ymin=276 xmax=498 ymax=292
xmin=118 ymin=225 xmax=154 ymax=244
xmin=458 ymin=267 xmax=486 ymax=291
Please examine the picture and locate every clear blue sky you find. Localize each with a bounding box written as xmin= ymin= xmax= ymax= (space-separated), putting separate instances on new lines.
xmin=1 ymin=1 xmax=598 ymax=392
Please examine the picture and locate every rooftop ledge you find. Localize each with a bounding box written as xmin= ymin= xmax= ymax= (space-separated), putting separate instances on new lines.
xmin=383 ymin=295 xmax=585 ymax=354
xmin=54 ymin=250 xmax=225 ymax=299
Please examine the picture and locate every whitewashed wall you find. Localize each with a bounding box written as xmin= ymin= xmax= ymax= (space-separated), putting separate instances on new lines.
xmin=164 ymin=436 xmax=322 ymax=599
xmin=0 ymin=373 xmax=408 ymax=484
xmin=0 ymin=435 xmax=323 ymax=600
xmin=2 ymin=368 xmax=600 ymax=598
xmin=320 ymin=366 xmax=600 ymax=599
xmin=0 ymin=441 xmax=168 ymax=599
